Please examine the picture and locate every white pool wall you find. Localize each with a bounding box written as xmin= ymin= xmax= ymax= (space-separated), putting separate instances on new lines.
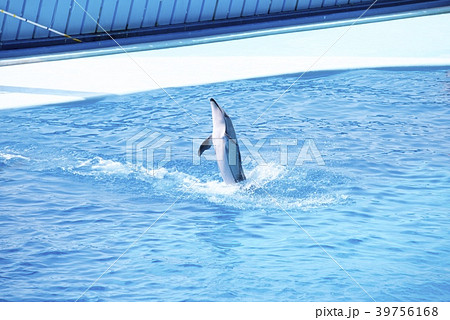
xmin=0 ymin=11 xmax=449 ymax=110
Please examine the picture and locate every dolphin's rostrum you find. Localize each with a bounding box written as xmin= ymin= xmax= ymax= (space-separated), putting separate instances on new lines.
xmin=198 ymin=98 xmax=246 ymax=184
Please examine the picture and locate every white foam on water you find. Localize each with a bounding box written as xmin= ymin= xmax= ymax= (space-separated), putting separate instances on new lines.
xmin=181 ymin=163 xmax=285 ymax=197
xmin=0 ymin=152 xmax=30 ymax=161
xmin=64 ymin=157 xmax=346 ymax=211
xmin=177 ymin=162 xmax=346 ymax=210
xmin=277 ymin=194 xmax=341 ymax=210
xmin=136 ymin=166 xmax=168 ymax=179
xmin=244 ymin=163 xmax=287 ymax=188
xmin=90 ymin=158 xmax=132 ymax=175
xmin=68 ymin=157 xmax=132 ymax=176
xmin=188 ymin=179 xmax=240 ymax=196
xmin=67 ymin=157 xmax=182 ymax=182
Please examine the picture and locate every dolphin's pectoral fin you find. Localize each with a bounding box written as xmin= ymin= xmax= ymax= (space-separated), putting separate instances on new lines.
xmin=198 ymin=135 xmax=213 ymax=156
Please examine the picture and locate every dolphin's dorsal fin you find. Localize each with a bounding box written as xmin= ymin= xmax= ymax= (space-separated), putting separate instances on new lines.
xmin=198 ymin=134 xmax=213 ymax=156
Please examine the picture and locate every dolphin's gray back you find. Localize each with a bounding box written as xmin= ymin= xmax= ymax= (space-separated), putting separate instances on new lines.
xmin=226 ymin=138 xmax=246 ymax=182
xmin=224 ymin=112 xmax=246 ymax=182
xmin=224 ymin=112 xmax=237 ymax=139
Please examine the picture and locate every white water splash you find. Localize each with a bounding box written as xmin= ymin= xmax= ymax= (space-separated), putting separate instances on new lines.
xmin=69 ymin=157 xmax=132 ymax=176
xmin=67 ymin=157 xmax=184 ymax=182
xmin=64 ymin=157 xmax=346 ymax=210
xmin=244 ymin=163 xmax=287 ymax=188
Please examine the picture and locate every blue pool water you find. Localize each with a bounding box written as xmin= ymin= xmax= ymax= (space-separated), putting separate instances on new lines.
xmin=0 ymin=68 xmax=449 ymax=301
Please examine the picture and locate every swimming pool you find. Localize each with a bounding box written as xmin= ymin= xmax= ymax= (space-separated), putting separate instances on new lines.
xmin=0 ymin=67 xmax=449 ymax=301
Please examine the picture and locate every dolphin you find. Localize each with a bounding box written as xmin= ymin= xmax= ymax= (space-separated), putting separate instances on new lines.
xmin=198 ymin=98 xmax=246 ymax=184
